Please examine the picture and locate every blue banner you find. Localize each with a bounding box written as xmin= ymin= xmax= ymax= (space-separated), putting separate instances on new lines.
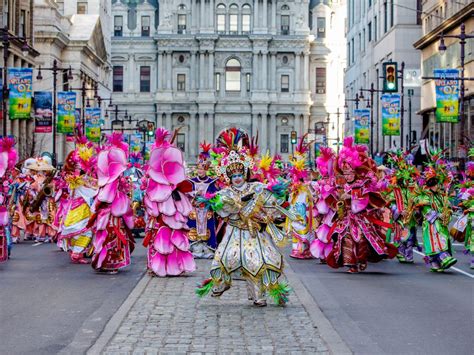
xmin=434 ymin=68 xmax=460 ymax=123
xmin=34 ymin=91 xmax=53 ymax=133
xmin=354 ymin=109 xmax=370 ymax=144
xmin=8 ymin=68 xmax=33 ymax=120
xmin=381 ymin=94 xmax=401 ymax=136
xmin=85 ymin=107 xmax=101 ymax=142
xmin=57 ymin=92 xmax=76 ymax=133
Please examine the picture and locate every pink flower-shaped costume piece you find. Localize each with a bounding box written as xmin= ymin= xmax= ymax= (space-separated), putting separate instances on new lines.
xmin=142 ymin=128 xmax=196 ymax=277
xmin=90 ymin=134 xmax=135 ymax=271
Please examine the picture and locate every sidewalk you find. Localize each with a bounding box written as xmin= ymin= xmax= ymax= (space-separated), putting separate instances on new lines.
xmin=89 ymin=259 xmax=348 ymax=355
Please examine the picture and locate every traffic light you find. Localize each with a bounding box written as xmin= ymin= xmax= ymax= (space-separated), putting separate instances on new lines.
xmin=383 ymin=62 xmax=398 ymax=92
xmin=147 ymin=122 xmax=155 ymax=137
xmin=290 ymin=130 xmax=297 ymax=144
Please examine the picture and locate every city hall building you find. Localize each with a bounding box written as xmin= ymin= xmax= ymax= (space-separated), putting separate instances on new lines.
xmin=111 ymin=0 xmax=346 ymax=161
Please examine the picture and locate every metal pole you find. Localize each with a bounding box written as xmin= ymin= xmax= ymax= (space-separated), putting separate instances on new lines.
xmin=81 ymin=80 xmax=86 ymax=133
xmin=52 ymin=60 xmax=57 ymax=166
xmin=370 ymin=83 xmax=374 ymax=156
xmin=400 ymin=61 xmax=405 ymax=150
xmin=459 ymin=23 xmax=466 ymax=152
xmin=2 ymin=27 xmax=9 ymax=137
xmin=355 ymin=93 xmax=359 ymax=109
xmin=408 ymin=89 xmax=412 ymax=146
xmin=336 ymin=108 xmax=341 ymax=154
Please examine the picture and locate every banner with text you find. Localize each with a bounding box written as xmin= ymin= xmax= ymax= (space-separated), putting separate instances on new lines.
xmin=354 ymin=109 xmax=370 ymax=144
xmin=381 ymin=93 xmax=401 ymax=136
xmin=129 ymin=133 xmax=143 ymax=153
xmin=8 ymin=68 xmax=33 ymax=120
xmin=85 ymin=107 xmax=101 ymax=142
xmin=57 ymin=92 xmax=76 ymax=133
xmin=434 ymin=68 xmax=460 ymax=123
xmin=34 ymin=92 xmax=53 ymax=133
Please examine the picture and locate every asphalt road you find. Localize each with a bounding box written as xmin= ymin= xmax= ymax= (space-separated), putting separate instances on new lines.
xmin=287 ymin=243 xmax=474 ymax=355
xmin=0 ymin=240 xmax=147 ymax=355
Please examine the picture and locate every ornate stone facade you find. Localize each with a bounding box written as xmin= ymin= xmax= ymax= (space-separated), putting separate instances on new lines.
xmin=111 ymin=0 xmax=345 ymax=161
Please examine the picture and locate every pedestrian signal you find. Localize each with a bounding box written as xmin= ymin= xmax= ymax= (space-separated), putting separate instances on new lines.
xmin=383 ymin=62 xmax=398 ymax=92
xmin=290 ymin=131 xmax=297 ymax=144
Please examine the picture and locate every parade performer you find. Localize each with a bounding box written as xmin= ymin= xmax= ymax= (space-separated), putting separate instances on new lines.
xmin=24 ymin=156 xmax=57 ymax=243
xmin=127 ymin=152 xmax=145 ymax=239
xmin=286 ymin=136 xmax=315 ymax=259
xmin=325 ymin=137 xmax=397 ymax=273
xmin=142 ymin=128 xmax=196 ymax=277
xmin=90 ymin=133 xmax=135 ymax=274
xmin=385 ymin=151 xmax=420 ymax=263
xmin=187 ymin=142 xmax=219 ymax=259
xmin=409 ymin=150 xmax=457 ymax=272
xmin=0 ymin=137 xmax=18 ymax=262
xmin=457 ymin=155 xmax=473 ymax=268
xmin=57 ymin=137 xmax=98 ymax=264
xmin=310 ymin=147 xmax=338 ymax=262
xmin=196 ymin=131 xmax=292 ymax=307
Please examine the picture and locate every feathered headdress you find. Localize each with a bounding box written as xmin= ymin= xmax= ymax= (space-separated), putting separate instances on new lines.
xmin=106 ymin=132 xmax=129 ymax=155
xmin=422 ymin=147 xmax=451 ymax=188
xmin=0 ymin=137 xmax=18 ymax=178
xmin=288 ymin=134 xmax=311 ymax=184
xmin=316 ymin=147 xmax=336 ymax=177
xmin=387 ymin=150 xmax=419 ymax=185
xmin=253 ymin=151 xmax=281 ymax=183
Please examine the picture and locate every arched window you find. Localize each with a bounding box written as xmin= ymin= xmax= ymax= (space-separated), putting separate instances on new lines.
xmin=177 ymin=4 xmax=187 ymax=34
xmin=242 ymin=4 xmax=251 ymax=33
xmin=281 ymin=5 xmax=290 ymax=35
xmin=216 ymin=3 xmax=226 ymax=33
xmin=229 ymin=4 xmax=239 ymax=34
xmin=225 ymin=58 xmax=241 ymax=92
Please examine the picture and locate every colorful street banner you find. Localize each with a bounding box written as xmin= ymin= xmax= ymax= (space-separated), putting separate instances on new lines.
xmin=145 ymin=141 xmax=154 ymax=161
xmin=381 ymin=94 xmax=401 ymax=136
xmin=8 ymin=68 xmax=33 ymax=120
xmin=434 ymin=68 xmax=460 ymax=123
xmin=57 ymin=92 xmax=76 ymax=133
xmin=33 ymin=92 xmax=53 ymax=133
xmin=353 ymin=109 xmax=370 ymax=144
xmin=129 ymin=133 xmax=143 ymax=153
xmin=85 ymin=107 xmax=101 ymax=142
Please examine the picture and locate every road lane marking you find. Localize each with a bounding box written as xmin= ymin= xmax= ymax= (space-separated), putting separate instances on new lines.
xmin=413 ymin=250 xmax=474 ymax=279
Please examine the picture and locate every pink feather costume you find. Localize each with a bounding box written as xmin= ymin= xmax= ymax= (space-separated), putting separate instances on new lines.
xmin=142 ymin=128 xmax=196 ymax=277
xmin=90 ymin=133 xmax=135 ymax=273
xmin=0 ymin=138 xmax=18 ymax=262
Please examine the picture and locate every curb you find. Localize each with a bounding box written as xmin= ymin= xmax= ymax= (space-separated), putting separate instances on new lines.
xmin=86 ymin=273 xmax=152 ymax=355
xmin=284 ymin=258 xmax=353 ymax=355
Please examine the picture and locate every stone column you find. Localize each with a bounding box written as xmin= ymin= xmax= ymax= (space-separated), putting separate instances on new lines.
xmin=189 ymin=113 xmax=197 ymax=158
xmin=209 ymin=0 xmax=214 ymax=29
xmin=270 ymin=52 xmax=276 ymax=92
xmin=166 ymin=112 xmax=172 ymax=131
xmin=252 ymin=52 xmax=258 ymax=90
xmin=166 ymin=52 xmax=172 ymax=89
xmin=190 ymin=51 xmax=196 ymax=90
xmin=207 ymin=112 xmax=215 ymax=142
xmin=200 ymin=0 xmax=205 ymax=29
xmin=294 ymin=53 xmax=300 ymax=91
xmin=254 ymin=0 xmax=259 ymax=29
xmin=198 ymin=113 xmax=204 ymax=138
xmin=157 ymin=51 xmax=163 ymax=90
xmin=199 ymin=52 xmax=205 ymax=89
xmin=303 ymin=52 xmax=309 ymax=92
xmin=295 ymin=114 xmax=301 ymax=136
xmin=262 ymin=51 xmax=268 ymax=91
xmin=241 ymin=72 xmax=247 ymax=98
xmin=263 ymin=0 xmax=267 ymax=29
xmin=157 ymin=110 xmax=163 ymax=127
xmin=271 ymin=0 xmax=277 ymax=33
xmin=260 ymin=114 xmax=268 ymax=153
xmin=270 ymin=114 xmax=277 ymax=154
xmin=191 ymin=0 xmax=196 ymax=30
xmin=220 ymin=72 xmax=225 ymax=98
xmin=208 ymin=51 xmax=214 ymax=90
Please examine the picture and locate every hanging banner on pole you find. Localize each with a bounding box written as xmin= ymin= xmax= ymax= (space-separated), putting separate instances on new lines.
xmin=129 ymin=133 xmax=143 ymax=153
xmin=85 ymin=107 xmax=101 ymax=142
xmin=353 ymin=109 xmax=370 ymax=144
xmin=57 ymin=92 xmax=76 ymax=133
xmin=381 ymin=93 xmax=401 ymax=136
xmin=8 ymin=68 xmax=33 ymax=120
xmin=33 ymin=92 xmax=53 ymax=133
xmin=434 ymin=68 xmax=460 ymax=123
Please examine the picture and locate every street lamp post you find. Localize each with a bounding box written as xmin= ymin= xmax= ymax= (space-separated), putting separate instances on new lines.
xmin=1 ymin=26 xmax=31 ymax=137
xmin=326 ymin=107 xmax=343 ymax=154
xmin=36 ymin=60 xmax=73 ymax=166
xmin=359 ymin=83 xmax=385 ymax=156
xmin=439 ymin=23 xmax=474 ymax=141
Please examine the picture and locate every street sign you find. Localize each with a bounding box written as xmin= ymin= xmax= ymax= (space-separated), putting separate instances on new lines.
xmin=404 ymin=69 xmax=422 ymax=87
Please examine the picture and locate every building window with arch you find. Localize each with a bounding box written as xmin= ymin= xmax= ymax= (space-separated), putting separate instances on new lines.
xmin=317 ymin=17 xmax=326 ymax=38
xmin=113 ymin=66 xmax=124 ymax=92
xmin=114 ymin=16 xmax=123 ymax=37
xmin=177 ymin=133 xmax=186 ymax=152
xmin=141 ymin=16 xmax=150 ymax=36
xmin=229 ymin=4 xmax=239 ymax=34
xmin=216 ymin=4 xmax=226 ymax=33
xmin=281 ymin=75 xmax=289 ymax=92
xmin=242 ymin=4 xmax=251 ymax=33
xmin=225 ymin=58 xmax=241 ymax=92
xmin=140 ymin=66 xmax=151 ymax=92
xmin=280 ymin=133 xmax=289 ymax=153
xmin=281 ymin=6 xmax=290 ymax=35
xmin=177 ymin=74 xmax=186 ymax=91
xmin=177 ymin=4 xmax=187 ymax=34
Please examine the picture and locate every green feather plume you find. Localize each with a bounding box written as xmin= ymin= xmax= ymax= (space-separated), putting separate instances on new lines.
xmin=195 ymin=278 xmax=214 ymax=298
xmin=268 ymin=281 xmax=292 ymax=306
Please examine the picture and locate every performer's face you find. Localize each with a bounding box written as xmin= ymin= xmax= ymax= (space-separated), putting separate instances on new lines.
xmin=231 ymin=173 xmax=245 ymax=187
xmin=197 ymin=167 xmax=206 ymax=177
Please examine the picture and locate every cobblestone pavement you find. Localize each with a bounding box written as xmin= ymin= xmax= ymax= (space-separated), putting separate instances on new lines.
xmin=102 ymin=260 xmax=329 ymax=354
